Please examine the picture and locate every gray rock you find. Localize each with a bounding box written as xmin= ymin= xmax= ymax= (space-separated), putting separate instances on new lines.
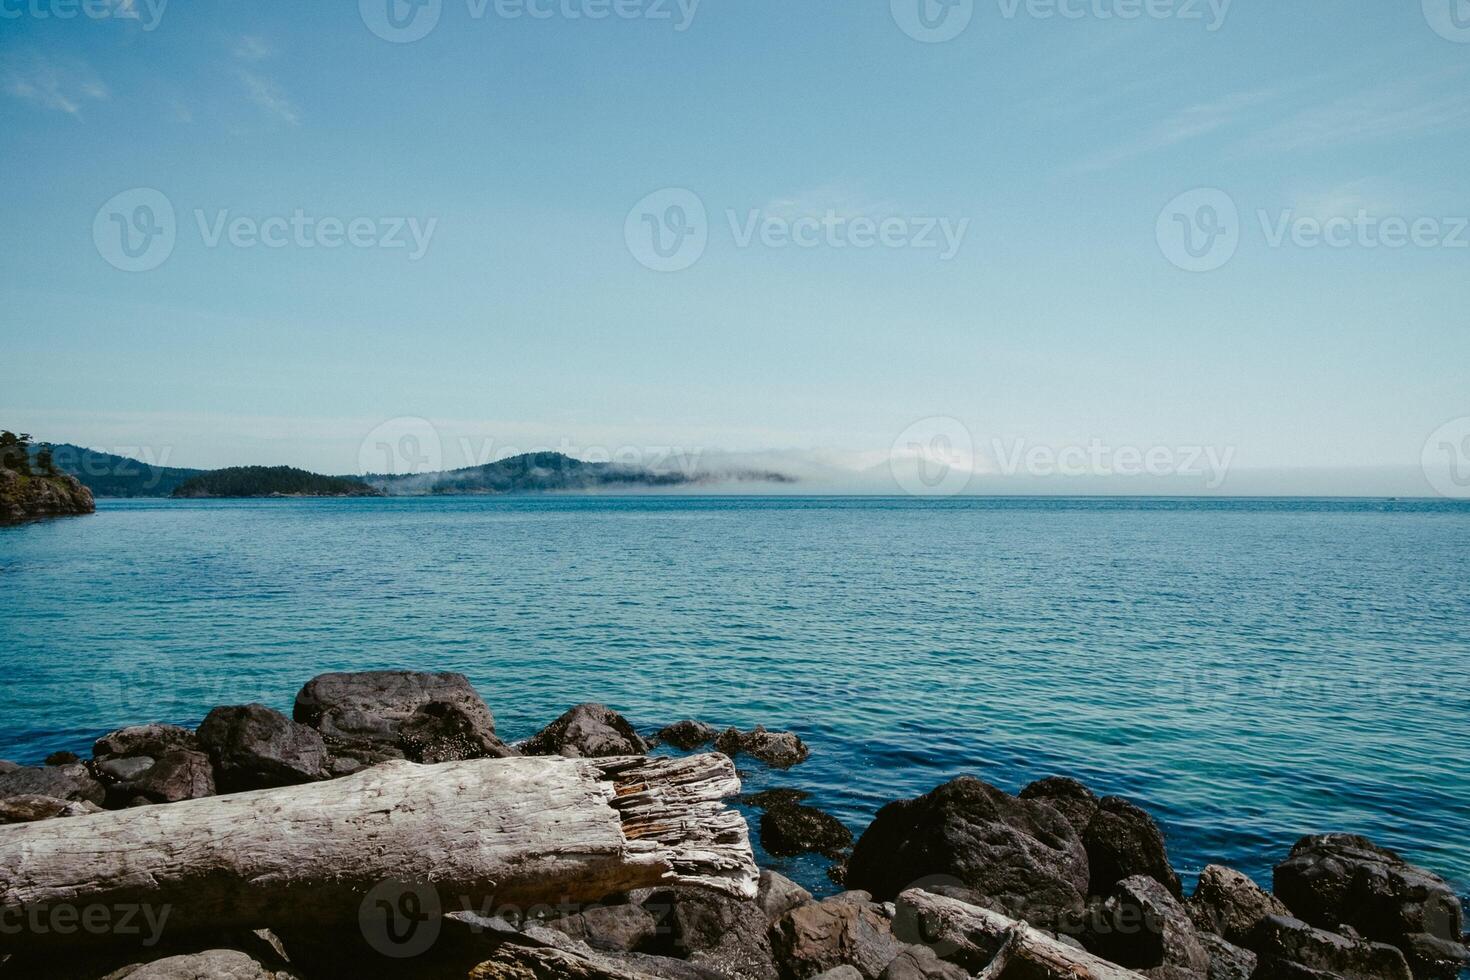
xmin=1086 ymin=874 xmax=1209 ymax=975
xmin=117 ymin=749 xmax=216 ymax=805
xmin=0 ymin=793 xmax=102 ymax=824
xmin=757 ymin=869 xmax=813 ymax=923
xmin=543 ymin=903 xmax=658 ymax=952
xmin=197 ymin=704 xmax=327 ymax=792
xmin=0 ymin=762 xmax=105 ymax=806
xmin=293 ymin=670 xmax=512 ymax=766
xmin=1186 ymin=864 xmax=1290 ymax=945
xmin=93 ymin=724 xmax=198 ymax=760
xmin=879 ymin=944 xmax=970 ymax=979
xmin=1273 ymin=834 xmax=1468 ymax=979
xmin=771 ymin=894 xmax=905 ymax=979
xmin=640 ymin=886 xmax=779 ymax=980
xmin=1250 ymin=914 xmax=1413 ymax=980
xmin=521 ymin=703 xmax=649 ymax=759
xmin=1019 ymin=775 xmax=1101 ymax=837
xmin=1197 ymin=931 xmax=1255 ymax=980
xmin=100 ymin=948 xmax=298 ymax=979
xmin=0 ymin=760 xmax=19 ymax=774
xmin=761 ymin=801 xmax=853 ymax=858
xmin=657 ymin=720 xmax=719 ymax=750
xmin=814 ymin=968 xmax=866 ymax=980
xmin=97 ymin=755 xmax=157 ymax=782
xmin=1083 ymin=796 xmax=1182 ymax=898
xmin=846 ymin=775 xmax=1089 ymax=928
xmin=715 ymin=726 xmax=810 ymax=768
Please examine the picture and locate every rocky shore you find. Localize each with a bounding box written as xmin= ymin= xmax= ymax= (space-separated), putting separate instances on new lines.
xmin=0 ymin=671 xmax=1465 ymax=980
xmin=0 ymin=467 xmax=94 ymax=524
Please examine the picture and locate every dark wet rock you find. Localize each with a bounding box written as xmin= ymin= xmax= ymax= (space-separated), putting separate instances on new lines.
xmin=828 ymin=855 xmax=851 ymax=888
xmin=743 ymin=787 xmax=812 ymax=810
xmin=197 ymin=704 xmax=327 ymax=792
xmin=761 ymin=802 xmax=853 ymax=858
xmin=1186 ymin=864 xmax=1290 ymax=945
xmin=657 ymin=720 xmax=719 ymax=750
xmin=543 ymin=903 xmax=658 ymax=952
xmin=114 ymin=749 xmax=216 ymax=805
xmin=715 ymin=726 xmax=810 ymax=768
xmin=878 ymin=944 xmax=970 ymax=979
xmin=846 ymin=776 xmax=1089 ymax=928
xmin=1084 ymin=874 xmax=1209 ymax=975
xmin=639 ymin=886 xmax=779 ymax=980
xmin=520 ymin=703 xmax=649 ymax=759
xmin=757 ymin=870 xmax=814 ymax=924
xmin=1273 ymin=834 xmax=1468 ymax=979
xmin=44 ymin=750 xmax=80 ymax=766
xmin=1197 ymin=931 xmax=1255 ymax=980
xmin=1083 ymin=796 xmax=1182 ymax=898
xmin=0 ymin=762 xmax=106 ymax=806
xmin=771 ymin=893 xmax=904 ymax=979
xmin=93 ymin=724 xmax=199 ymax=760
xmin=1020 ymin=776 xmax=1101 ymax=837
xmin=0 ymin=793 xmax=103 ymax=824
xmin=293 ymin=670 xmax=512 ymax=769
xmin=1250 ymin=913 xmax=1412 ymax=980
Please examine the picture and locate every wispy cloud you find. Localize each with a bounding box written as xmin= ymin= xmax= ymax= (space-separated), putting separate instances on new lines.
xmin=233 ymin=35 xmax=273 ymax=62
xmin=239 ymin=70 xmax=299 ymax=126
xmin=1237 ymin=70 xmax=1470 ymax=155
xmin=761 ymin=182 xmax=901 ymax=220
xmin=1076 ymin=88 xmax=1281 ymax=172
xmin=2 ymin=56 xmax=109 ymax=118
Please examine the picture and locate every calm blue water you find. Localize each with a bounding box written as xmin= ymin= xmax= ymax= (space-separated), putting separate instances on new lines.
xmin=3 ymin=497 xmax=1468 ymax=902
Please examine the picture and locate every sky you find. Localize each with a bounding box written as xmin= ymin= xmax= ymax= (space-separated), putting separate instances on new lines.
xmin=2 ymin=0 xmax=1469 ymax=495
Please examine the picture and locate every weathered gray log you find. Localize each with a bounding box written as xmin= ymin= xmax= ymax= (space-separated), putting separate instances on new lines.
xmin=897 ymin=889 xmax=1148 ymax=980
xmin=0 ymin=753 xmax=755 ymax=951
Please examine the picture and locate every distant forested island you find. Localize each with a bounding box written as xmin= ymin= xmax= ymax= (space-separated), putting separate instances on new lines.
xmin=29 ymin=444 xmax=795 ymax=498
xmin=172 ymin=467 xmax=382 ymax=498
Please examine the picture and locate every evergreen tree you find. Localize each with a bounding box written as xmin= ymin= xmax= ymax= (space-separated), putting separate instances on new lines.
xmin=0 ymin=431 xmax=31 ymax=475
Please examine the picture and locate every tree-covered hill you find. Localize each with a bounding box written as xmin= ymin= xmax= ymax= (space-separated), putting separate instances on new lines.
xmin=31 ymin=444 xmax=204 ymax=497
xmin=172 ymin=466 xmax=382 ymax=498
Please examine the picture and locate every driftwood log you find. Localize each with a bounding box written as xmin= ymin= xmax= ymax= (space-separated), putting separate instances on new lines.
xmin=897 ymin=889 xmax=1148 ymax=980
xmin=0 ymin=753 xmax=755 ymax=952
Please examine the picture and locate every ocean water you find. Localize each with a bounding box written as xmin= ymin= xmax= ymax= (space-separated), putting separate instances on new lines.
xmin=3 ymin=496 xmax=1468 ymax=902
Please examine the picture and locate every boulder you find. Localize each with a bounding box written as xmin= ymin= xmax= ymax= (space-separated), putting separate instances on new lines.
xmin=813 ymin=968 xmax=866 ymax=980
xmin=99 ymin=947 xmax=298 ymax=979
xmin=0 ymin=760 xmax=18 ymax=774
xmin=639 ymin=886 xmax=779 ymax=980
xmin=744 ymin=788 xmax=811 ymax=809
xmin=521 ymin=703 xmax=649 ymax=759
xmin=44 ymin=750 xmax=80 ymax=766
xmin=1083 ymin=796 xmax=1182 ymax=898
xmin=0 ymin=762 xmax=105 ymax=806
xmin=293 ymin=670 xmax=512 ymax=768
xmin=1084 ymin=874 xmax=1209 ymax=975
xmin=1273 ymin=834 xmax=1467 ymax=979
xmin=761 ymin=802 xmax=853 ymax=858
xmin=1250 ymin=913 xmax=1413 ymax=980
xmin=196 ymin=704 xmax=327 ymax=792
xmin=1019 ymin=776 xmax=1101 ymax=837
xmin=0 ymin=793 xmax=102 ymax=824
xmin=93 ymin=724 xmax=199 ymax=760
xmin=97 ymin=756 xmax=157 ymax=783
xmin=756 ymin=869 xmax=813 ymax=923
xmin=543 ymin=903 xmax=659 ymax=952
xmin=846 ymin=776 xmax=1089 ymax=928
xmin=1186 ymin=864 xmax=1289 ymax=945
xmin=1197 ymin=931 xmax=1255 ymax=980
xmin=114 ymin=749 xmax=216 ymax=805
xmin=771 ymin=893 xmax=905 ymax=979
xmin=716 ymin=726 xmax=810 ymax=768
xmin=878 ymin=944 xmax=970 ymax=979
xmin=657 ymin=720 xmax=719 ymax=750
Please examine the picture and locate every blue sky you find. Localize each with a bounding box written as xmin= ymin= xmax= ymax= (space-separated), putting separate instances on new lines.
xmin=2 ymin=1 xmax=1469 ymax=492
